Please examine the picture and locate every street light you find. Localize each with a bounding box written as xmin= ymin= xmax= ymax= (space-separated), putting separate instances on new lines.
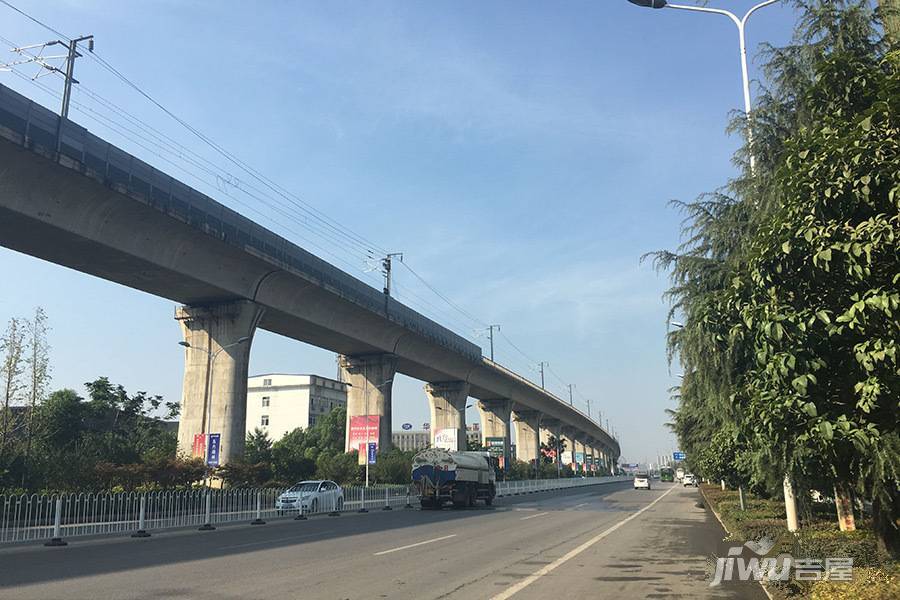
xmin=179 ymin=336 xmax=251 ymax=486
xmin=628 ymin=0 xmax=780 ymax=173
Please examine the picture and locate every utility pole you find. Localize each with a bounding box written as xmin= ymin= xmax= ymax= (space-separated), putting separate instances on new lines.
xmin=567 ymin=384 xmax=574 ymax=406
xmin=485 ymin=325 xmax=500 ymax=362
xmin=60 ymin=35 xmax=93 ymax=119
xmin=586 ymin=398 xmax=591 ymax=420
xmin=381 ymin=253 xmax=403 ymax=297
xmin=538 ymin=362 xmax=547 ymax=389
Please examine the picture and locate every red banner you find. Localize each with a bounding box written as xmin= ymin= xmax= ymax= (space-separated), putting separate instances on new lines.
xmin=192 ymin=433 xmax=206 ymax=458
xmin=347 ymin=415 xmax=379 ymax=453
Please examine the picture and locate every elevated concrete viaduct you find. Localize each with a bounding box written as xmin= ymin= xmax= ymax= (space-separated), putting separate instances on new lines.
xmin=0 ymin=83 xmax=619 ymax=465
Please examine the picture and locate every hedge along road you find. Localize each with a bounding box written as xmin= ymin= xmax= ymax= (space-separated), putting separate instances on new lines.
xmin=0 ymin=481 xmax=764 ymax=600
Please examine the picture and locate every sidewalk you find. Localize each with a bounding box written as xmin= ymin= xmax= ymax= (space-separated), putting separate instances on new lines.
xmin=509 ymin=483 xmax=768 ymax=599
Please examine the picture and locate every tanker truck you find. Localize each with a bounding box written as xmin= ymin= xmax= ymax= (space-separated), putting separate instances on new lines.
xmin=411 ymin=448 xmax=497 ymax=509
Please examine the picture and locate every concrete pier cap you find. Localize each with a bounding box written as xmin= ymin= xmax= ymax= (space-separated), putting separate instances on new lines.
xmin=340 ymin=353 xmax=397 ymax=453
xmin=176 ymin=299 xmax=264 ymax=464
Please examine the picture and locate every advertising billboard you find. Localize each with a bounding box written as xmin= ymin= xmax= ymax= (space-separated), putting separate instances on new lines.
xmin=206 ymin=433 xmax=221 ymax=467
xmin=192 ymin=433 xmax=206 ymax=458
xmin=433 ymin=428 xmax=458 ymax=451
xmin=485 ymin=437 xmax=505 ymax=457
xmin=348 ymin=415 xmax=380 ymax=453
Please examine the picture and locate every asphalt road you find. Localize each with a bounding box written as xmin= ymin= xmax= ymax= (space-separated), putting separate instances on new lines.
xmin=0 ymin=482 xmax=766 ymax=599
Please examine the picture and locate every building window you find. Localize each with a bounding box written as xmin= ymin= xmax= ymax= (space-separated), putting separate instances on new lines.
xmin=309 ymin=414 xmax=317 ymax=426
xmin=263 ymin=378 xmax=272 ymax=386
xmin=261 ymin=396 xmax=270 ymax=407
xmin=261 ymin=415 xmax=269 ymax=426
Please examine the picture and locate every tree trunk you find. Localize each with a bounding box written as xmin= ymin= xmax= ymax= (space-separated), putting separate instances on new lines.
xmin=872 ymin=486 xmax=900 ymax=559
xmin=834 ymin=482 xmax=856 ymax=532
xmin=881 ymin=0 xmax=900 ymax=48
xmin=784 ymin=475 xmax=799 ymax=533
xmin=738 ymin=485 xmax=746 ymax=511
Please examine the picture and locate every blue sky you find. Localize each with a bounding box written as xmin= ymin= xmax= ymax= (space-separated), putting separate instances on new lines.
xmin=0 ymin=1 xmax=797 ymax=465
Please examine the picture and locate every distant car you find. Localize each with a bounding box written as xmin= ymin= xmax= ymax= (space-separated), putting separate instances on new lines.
xmin=276 ymin=480 xmax=343 ymax=514
xmin=682 ymin=474 xmax=696 ymax=487
xmin=633 ymin=472 xmax=651 ymax=490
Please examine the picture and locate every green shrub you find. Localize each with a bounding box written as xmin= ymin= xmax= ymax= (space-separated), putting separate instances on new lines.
xmin=810 ymin=565 xmax=899 ymax=600
xmin=730 ymin=518 xmax=795 ymax=554
xmin=797 ymin=529 xmax=887 ymax=568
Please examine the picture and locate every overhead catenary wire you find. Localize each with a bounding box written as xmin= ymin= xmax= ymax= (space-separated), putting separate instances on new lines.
xmin=0 ymin=1 xmax=389 ymax=261
xmin=0 ymin=4 xmax=598 ymax=418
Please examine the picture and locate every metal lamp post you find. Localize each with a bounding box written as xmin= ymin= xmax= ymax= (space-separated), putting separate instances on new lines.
xmin=179 ymin=336 xmax=250 ymax=486
xmin=627 ymin=0 xmax=779 ymax=173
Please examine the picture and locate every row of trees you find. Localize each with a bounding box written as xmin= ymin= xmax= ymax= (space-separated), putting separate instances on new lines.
xmin=217 ymin=414 xmax=608 ymax=488
xmin=1 ymin=312 xmax=607 ymax=492
xmin=651 ymin=1 xmax=898 ymax=556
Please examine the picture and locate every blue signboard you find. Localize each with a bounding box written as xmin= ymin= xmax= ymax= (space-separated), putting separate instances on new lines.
xmin=206 ymin=433 xmax=221 ymax=467
xmin=673 ymin=451 xmax=686 ymax=461
xmin=401 ymin=423 xmax=413 ymax=430
xmin=367 ymin=442 xmax=377 ymax=465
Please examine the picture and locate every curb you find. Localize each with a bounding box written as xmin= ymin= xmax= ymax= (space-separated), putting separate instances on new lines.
xmin=699 ymin=486 xmax=774 ymax=600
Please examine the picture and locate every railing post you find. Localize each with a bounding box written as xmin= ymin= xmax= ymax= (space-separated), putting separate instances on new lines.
xmin=251 ymin=491 xmax=266 ymax=525
xmin=328 ymin=491 xmax=340 ymax=517
xmin=294 ymin=494 xmax=307 ymax=520
xmin=131 ymin=495 xmax=151 ymax=538
xmin=198 ymin=491 xmax=215 ymax=531
xmin=44 ymin=497 xmax=67 ymax=547
xmin=405 ymin=488 xmax=412 ymax=509
xmin=358 ymin=486 xmax=368 ymax=513
xmin=382 ymin=486 xmax=392 ymax=510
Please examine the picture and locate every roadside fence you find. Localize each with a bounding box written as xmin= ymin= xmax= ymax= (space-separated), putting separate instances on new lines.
xmin=0 ymin=476 xmax=627 ymax=545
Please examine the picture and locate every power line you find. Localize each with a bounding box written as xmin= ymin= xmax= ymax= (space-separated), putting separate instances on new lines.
xmin=0 ymin=6 xmax=596 ymax=419
xmin=0 ymin=1 xmax=68 ymax=40
xmin=399 ymin=262 xmax=486 ymax=329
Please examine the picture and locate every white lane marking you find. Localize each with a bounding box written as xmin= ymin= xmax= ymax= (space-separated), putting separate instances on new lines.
xmin=519 ymin=512 xmax=549 ymax=521
xmin=571 ymin=503 xmax=589 ymax=509
xmin=514 ymin=507 xmax=539 ymax=512
xmin=491 ymin=487 xmax=675 ymax=600
xmin=373 ymin=534 xmax=457 ymax=556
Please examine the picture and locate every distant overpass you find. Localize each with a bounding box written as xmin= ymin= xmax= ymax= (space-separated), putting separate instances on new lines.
xmin=0 ymin=82 xmax=619 ymax=470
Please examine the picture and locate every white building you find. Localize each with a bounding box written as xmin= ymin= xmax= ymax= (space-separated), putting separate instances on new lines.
xmin=392 ymin=428 xmax=483 ymax=452
xmin=246 ymin=374 xmax=348 ymax=442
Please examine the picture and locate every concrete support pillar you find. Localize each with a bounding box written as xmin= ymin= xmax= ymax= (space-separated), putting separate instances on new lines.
xmin=574 ymin=439 xmax=586 ymax=474
xmin=426 ymin=381 xmax=470 ymax=452
xmin=560 ymin=427 xmax=576 ymax=469
xmin=512 ymin=410 xmax=541 ymax=465
xmin=478 ymin=399 xmax=511 ymax=468
xmin=540 ymin=419 xmax=562 ymax=471
xmin=340 ymin=354 xmax=397 ymax=453
xmin=586 ymin=443 xmax=596 ymax=475
xmin=176 ymin=300 xmax=264 ymax=465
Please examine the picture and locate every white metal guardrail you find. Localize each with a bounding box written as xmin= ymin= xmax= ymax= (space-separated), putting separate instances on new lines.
xmin=0 ymin=477 xmax=629 ymax=545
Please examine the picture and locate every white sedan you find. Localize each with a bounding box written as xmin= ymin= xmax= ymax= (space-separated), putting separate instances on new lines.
xmin=276 ymin=480 xmax=344 ymax=514
xmin=633 ymin=472 xmax=651 ymax=490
